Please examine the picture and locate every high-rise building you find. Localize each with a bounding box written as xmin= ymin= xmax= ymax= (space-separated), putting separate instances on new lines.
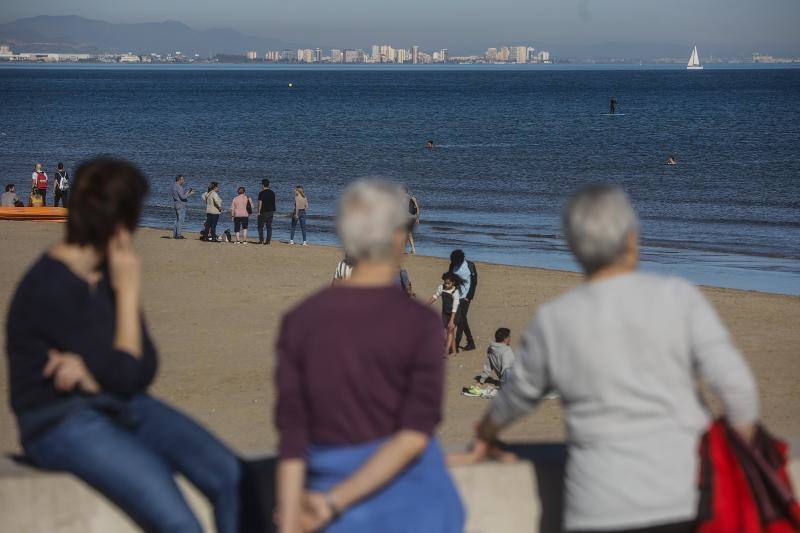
xmin=371 ymin=45 xmax=381 ymax=60
xmin=265 ymin=50 xmax=280 ymax=62
xmin=280 ymin=49 xmax=298 ymax=62
xmin=485 ymin=48 xmax=498 ymax=62
xmin=246 ymin=50 xmax=258 ymax=60
xmin=344 ymin=49 xmax=363 ymax=63
xmin=497 ymin=47 xmax=510 ymax=62
xmin=330 ymin=49 xmax=343 ymax=63
xmin=527 ymin=47 xmax=536 ymax=62
xmin=411 ymin=45 xmax=419 ymax=64
xmin=314 ymin=48 xmax=322 ymax=62
xmin=537 ymin=50 xmax=551 ymax=63
xmin=439 ymin=49 xmax=448 ymax=62
xmin=510 ymin=46 xmax=527 ymax=64
xmin=395 ymin=48 xmax=408 ymax=63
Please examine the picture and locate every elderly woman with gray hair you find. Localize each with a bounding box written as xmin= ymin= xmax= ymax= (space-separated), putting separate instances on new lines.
xmin=274 ymin=179 xmax=464 ymax=533
xmin=453 ymin=184 xmax=759 ymax=533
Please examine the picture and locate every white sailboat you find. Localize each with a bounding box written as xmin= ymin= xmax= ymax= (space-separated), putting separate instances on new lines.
xmin=687 ymin=45 xmax=703 ymax=70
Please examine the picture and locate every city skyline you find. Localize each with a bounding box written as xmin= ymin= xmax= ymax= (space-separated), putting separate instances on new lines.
xmin=2 ymin=0 xmax=800 ymax=56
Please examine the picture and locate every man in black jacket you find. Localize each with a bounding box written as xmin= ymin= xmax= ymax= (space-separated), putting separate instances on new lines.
xmin=257 ymin=178 xmax=277 ymax=244
xmin=449 ymin=249 xmax=478 ymax=351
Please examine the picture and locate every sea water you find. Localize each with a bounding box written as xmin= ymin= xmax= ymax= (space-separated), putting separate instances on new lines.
xmin=1 ymin=64 xmax=798 ymax=294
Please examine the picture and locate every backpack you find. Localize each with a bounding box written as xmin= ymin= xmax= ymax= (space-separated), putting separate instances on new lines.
xmin=57 ymin=171 xmax=70 ymax=191
xmin=408 ymin=197 xmax=418 ymax=216
xmin=35 ymin=171 xmax=47 ymax=190
xmin=246 ymin=197 xmax=253 ymax=215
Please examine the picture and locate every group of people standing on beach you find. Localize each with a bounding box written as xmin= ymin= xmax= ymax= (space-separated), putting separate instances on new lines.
xmin=171 ymin=175 xmax=309 ymax=245
xmin=1 ymin=162 xmax=71 ymax=208
xmin=4 ymin=156 xmax=779 ymax=533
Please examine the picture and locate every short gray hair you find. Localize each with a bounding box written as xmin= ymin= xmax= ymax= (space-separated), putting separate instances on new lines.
xmin=562 ymin=184 xmax=638 ymax=274
xmin=337 ymin=179 xmax=411 ymax=261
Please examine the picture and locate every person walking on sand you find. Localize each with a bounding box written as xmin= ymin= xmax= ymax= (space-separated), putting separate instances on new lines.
xmin=289 ymin=185 xmax=308 ymax=245
xmin=53 ymin=163 xmax=70 ymax=208
xmin=257 ymin=178 xmax=277 ymax=245
xmin=32 ymin=163 xmax=48 ymax=206
xmin=448 ymin=249 xmax=477 ymax=352
xmin=275 ymin=179 xmax=464 ymax=533
xmin=171 ymin=175 xmax=194 ymax=239
xmin=6 ymin=158 xmax=241 ymax=533
xmin=202 ymin=181 xmax=223 ymax=242
xmin=230 ymin=186 xmax=253 ymax=244
xmin=427 ymin=272 xmax=463 ymax=356
xmin=451 ymin=184 xmax=759 ymax=533
xmin=404 ymin=185 xmax=420 ymax=254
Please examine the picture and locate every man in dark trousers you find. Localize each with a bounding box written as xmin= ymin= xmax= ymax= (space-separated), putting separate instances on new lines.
xmin=449 ymin=249 xmax=478 ymax=351
xmin=257 ymin=178 xmax=277 ymax=245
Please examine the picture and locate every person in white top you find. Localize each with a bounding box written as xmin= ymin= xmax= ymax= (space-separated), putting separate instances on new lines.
xmin=452 ymin=184 xmax=759 ymax=533
xmin=426 ymin=272 xmax=463 ymax=356
xmin=201 ymin=181 xmax=223 ymax=242
xmin=32 ymin=163 xmax=48 ymax=206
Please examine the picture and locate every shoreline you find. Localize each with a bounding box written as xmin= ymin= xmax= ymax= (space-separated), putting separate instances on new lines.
xmin=138 ymin=220 xmax=800 ymax=298
xmin=1 ymin=222 xmax=799 ymax=454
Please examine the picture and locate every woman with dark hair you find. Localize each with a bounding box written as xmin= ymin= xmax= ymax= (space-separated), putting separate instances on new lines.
xmin=426 ymin=272 xmax=464 ymax=356
xmin=202 ymin=181 xmax=222 ymax=242
xmin=5 ymin=158 xmax=241 ymax=533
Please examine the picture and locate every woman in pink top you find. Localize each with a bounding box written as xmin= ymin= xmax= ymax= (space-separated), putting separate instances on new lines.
xmin=230 ymin=186 xmax=253 ymax=244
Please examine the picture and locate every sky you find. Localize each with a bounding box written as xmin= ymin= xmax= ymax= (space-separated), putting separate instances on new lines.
xmin=4 ymin=0 xmax=800 ymax=54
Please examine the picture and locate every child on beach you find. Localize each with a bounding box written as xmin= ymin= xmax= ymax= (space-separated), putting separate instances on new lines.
xmin=427 ymin=272 xmax=463 ymax=355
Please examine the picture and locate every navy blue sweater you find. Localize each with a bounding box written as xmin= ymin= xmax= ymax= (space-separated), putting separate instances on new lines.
xmin=6 ymin=254 xmax=157 ymax=442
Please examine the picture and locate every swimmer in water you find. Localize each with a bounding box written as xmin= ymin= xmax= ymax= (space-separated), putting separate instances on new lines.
xmin=426 ymin=140 xmax=434 ymax=149
xmin=666 ymin=155 xmax=677 ymax=166
xmin=609 ymin=97 xmax=618 ymax=115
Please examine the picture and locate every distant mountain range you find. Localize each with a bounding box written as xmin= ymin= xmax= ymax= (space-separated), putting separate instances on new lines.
xmin=0 ymin=15 xmax=291 ymax=55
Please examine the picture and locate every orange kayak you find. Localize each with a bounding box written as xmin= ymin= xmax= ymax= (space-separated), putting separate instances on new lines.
xmin=0 ymin=207 xmax=68 ymax=222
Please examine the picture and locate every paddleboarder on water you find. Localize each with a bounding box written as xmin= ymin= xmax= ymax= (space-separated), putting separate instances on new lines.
xmin=610 ymin=97 xmax=618 ymax=115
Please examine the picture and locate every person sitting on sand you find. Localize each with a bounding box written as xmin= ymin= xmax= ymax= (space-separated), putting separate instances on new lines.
xmin=477 ymin=327 xmax=516 ymax=386
xmin=28 ymin=188 xmax=44 ymax=207
xmin=427 ymin=272 xmax=463 ymax=355
xmin=1 ymin=184 xmax=22 ymax=207
xmin=332 ymin=255 xmax=355 ymax=286
xmin=451 ymin=184 xmax=759 ymax=533
xmin=274 ymin=179 xmax=464 ymax=533
xmin=5 ymin=158 xmax=241 ymax=533
xmin=230 ymin=186 xmax=253 ymax=244
xmin=666 ymin=155 xmax=678 ymax=166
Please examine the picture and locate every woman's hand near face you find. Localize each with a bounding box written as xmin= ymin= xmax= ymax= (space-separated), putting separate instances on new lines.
xmin=43 ymin=349 xmax=100 ymax=394
xmin=108 ymin=229 xmax=141 ymax=298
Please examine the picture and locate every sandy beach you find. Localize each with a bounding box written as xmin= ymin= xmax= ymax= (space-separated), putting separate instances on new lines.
xmin=1 ymin=221 xmax=798 ymax=454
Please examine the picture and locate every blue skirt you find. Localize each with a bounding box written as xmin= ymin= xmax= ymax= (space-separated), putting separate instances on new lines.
xmin=307 ymin=438 xmax=465 ymax=533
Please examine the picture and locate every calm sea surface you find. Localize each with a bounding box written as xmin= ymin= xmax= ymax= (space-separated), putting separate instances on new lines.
xmin=2 ymin=65 xmax=799 ymax=294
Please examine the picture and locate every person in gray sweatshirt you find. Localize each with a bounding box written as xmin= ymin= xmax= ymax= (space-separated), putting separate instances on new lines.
xmin=478 ymin=328 xmax=516 ymax=385
xmin=452 ymin=184 xmax=759 ymax=533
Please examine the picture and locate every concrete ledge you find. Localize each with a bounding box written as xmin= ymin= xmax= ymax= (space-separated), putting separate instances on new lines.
xmin=1 ymin=446 xmax=798 ymax=533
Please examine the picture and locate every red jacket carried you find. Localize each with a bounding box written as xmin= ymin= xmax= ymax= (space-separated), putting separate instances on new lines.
xmin=697 ymin=419 xmax=800 ymax=533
